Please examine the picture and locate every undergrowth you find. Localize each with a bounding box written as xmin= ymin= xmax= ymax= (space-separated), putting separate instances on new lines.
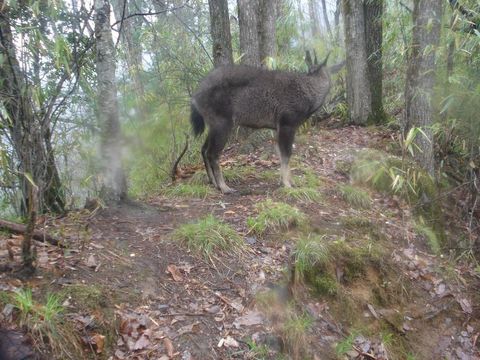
xmin=337 ymin=184 xmax=372 ymax=209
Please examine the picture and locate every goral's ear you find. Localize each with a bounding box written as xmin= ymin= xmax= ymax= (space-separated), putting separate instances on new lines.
xmin=305 ymin=50 xmax=313 ymax=70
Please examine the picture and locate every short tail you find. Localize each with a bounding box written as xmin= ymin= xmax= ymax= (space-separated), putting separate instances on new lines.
xmin=190 ymin=103 xmax=205 ymax=137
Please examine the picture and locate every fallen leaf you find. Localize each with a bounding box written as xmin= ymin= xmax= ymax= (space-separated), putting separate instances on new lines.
xmin=85 ymin=254 xmax=98 ymax=268
xmin=177 ymin=322 xmax=199 ymax=335
xmin=167 ymin=264 xmax=183 ymax=282
xmin=457 ymin=298 xmax=473 ymax=314
xmin=164 ymin=337 xmax=174 ymax=357
xmin=133 ymin=334 xmax=150 ymax=350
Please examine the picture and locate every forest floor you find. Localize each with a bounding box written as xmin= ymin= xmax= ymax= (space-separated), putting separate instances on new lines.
xmin=1 ymin=122 xmax=479 ymax=360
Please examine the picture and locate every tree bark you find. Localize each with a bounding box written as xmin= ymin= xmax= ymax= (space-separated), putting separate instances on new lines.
xmin=258 ymin=0 xmax=277 ymax=62
xmin=320 ymin=0 xmax=332 ymax=37
xmin=343 ymin=0 xmax=372 ymax=125
xmin=364 ymin=0 xmax=385 ymax=124
xmin=309 ymin=0 xmax=321 ymax=37
xmin=208 ymin=0 xmax=233 ymax=67
xmin=95 ymin=0 xmax=128 ymax=201
xmin=404 ymin=0 xmax=443 ymax=175
xmin=0 ymin=6 xmax=65 ymax=215
xmin=111 ymin=0 xmax=146 ymax=119
xmin=237 ymin=0 xmax=260 ymax=66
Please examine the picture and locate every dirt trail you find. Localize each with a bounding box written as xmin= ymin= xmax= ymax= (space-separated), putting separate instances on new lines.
xmin=1 ymin=125 xmax=479 ymax=359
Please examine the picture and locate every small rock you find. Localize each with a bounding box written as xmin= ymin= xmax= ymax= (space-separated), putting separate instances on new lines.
xmin=245 ymin=236 xmax=256 ymax=245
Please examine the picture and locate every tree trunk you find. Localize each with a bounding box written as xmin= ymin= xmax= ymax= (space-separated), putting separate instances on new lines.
xmin=343 ymin=0 xmax=372 ymax=125
xmin=404 ymin=0 xmax=443 ymax=175
xmin=334 ymin=0 xmax=341 ymax=42
xmin=111 ymin=0 xmax=146 ymax=119
xmin=309 ymin=0 xmax=321 ymax=37
xmin=0 ymin=6 xmax=65 ymax=215
xmin=208 ymin=0 xmax=233 ymax=67
xmin=364 ymin=0 xmax=385 ymax=124
xmin=237 ymin=0 xmax=260 ymax=66
xmin=95 ymin=0 xmax=128 ymax=201
xmin=258 ymin=0 xmax=277 ymax=63
xmin=320 ymin=0 xmax=332 ymax=37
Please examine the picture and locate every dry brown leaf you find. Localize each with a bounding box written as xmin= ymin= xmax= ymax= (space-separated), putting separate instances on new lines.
xmin=164 ymin=337 xmax=174 ymax=357
xmin=167 ymin=264 xmax=183 ymax=282
xmin=91 ymin=333 xmax=105 ymax=353
xmin=133 ymin=334 xmax=150 ymax=350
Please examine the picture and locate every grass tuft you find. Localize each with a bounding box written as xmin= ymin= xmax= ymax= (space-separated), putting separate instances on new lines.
xmin=11 ymin=288 xmax=81 ymax=357
xmin=415 ymin=222 xmax=441 ymax=254
xmin=247 ymin=199 xmax=306 ymax=235
xmin=162 ymin=183 xmax=212 ymax=198
xmin=338 ymin=184 xmax=372 ymax=209
xmin=172 ymin=215 xmax=244 ymax=258
xmin=277 ymin=186 xmax=322 ymax=203
xmin=293 ymin=235 xmax=330 ymax=279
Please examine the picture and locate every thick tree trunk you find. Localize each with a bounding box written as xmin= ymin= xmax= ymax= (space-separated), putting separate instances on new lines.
xmin=95 ymin=0 xmax=128 ymax=201
xmin=258 ymin=0 xmax=277 ymax=62
xmin=0 ymin=7 xmax=65 ymax=215
xmin=343 ymin=0 xmax=372 ymax=125
xmin=364 ymin=0 xmax=385 ymax=124
xmin=404 ymin=0 xmax=443 ymax=175
xmin=208 ymin=0 xmax=233 ymax=67
xmin=237 ymin=0 xmax=260 ymax=66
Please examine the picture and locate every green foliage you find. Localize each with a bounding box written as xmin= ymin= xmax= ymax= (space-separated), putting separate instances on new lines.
xmin=11 ymin=288 xmax=80 ymax=357
xmin=350 ymin=149 xmax=436 ymax=203
xmin=336 ymin=332 xmax=357 ymax=355
xmin=247 ymin=199 xmax=306 ymax=235
xmin=337 ymin=184 xmax=372 ymax=209
xmin=415 ymin=221 xmax=441 ymax=254
xmin=172 ymin=215 xmax=244 ymax=259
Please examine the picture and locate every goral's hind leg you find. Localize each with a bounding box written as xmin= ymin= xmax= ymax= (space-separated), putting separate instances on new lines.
xmin=206 ymin=123 xmax=235 ymax=194
xmin=202 ymin=134 xmax=218 ymax=187
xmin=277 ymin=125 xmax=296 ymax=188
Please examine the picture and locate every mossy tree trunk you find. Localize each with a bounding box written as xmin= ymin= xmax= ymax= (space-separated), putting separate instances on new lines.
xmin=208 ymin=0 xmax=234 ymax=67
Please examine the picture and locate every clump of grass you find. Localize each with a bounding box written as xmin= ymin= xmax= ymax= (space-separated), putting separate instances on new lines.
xmin=415 ymin=222 xmax=441 ymax=254
xmin=11 ymin=289 xmax=81 ymax=357
xmin=247 ymin=199 xmax=306 ymax=235
xmin=282 ymin=312 xmax=313 ymax=359
xmin=172 ymin=215 xmax=244 ymax=258
xmin=293 ymin=235 xmax=330 ymax=279
xmin=338 ymin=184 xmax=372 ymax=209
xmin=256 ymin=290 xmax=312 ymax=359
xmin=297 ymin=167 xmax=323 ymax=188
xmin=162 ymin=183 xmax=212 ymax=198
xmin=223 ymin=165 xmax=256 ymax=184
xmin=277 ymin=186 xmax=322 ymax=203
xmin=292 ymin=235 xmax=384 ymax=295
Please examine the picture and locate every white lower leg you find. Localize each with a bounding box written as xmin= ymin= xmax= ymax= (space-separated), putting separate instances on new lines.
xmin=280 ymin=159 xmax=292 ymax=188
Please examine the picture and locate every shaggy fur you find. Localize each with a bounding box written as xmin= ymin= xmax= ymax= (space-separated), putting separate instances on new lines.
xmin=191 ymin=54 xmax=342 ymax=193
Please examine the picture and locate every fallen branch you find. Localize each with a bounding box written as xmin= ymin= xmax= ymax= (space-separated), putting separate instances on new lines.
xmin=0 ymin=218 xmax=62 ymax=247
